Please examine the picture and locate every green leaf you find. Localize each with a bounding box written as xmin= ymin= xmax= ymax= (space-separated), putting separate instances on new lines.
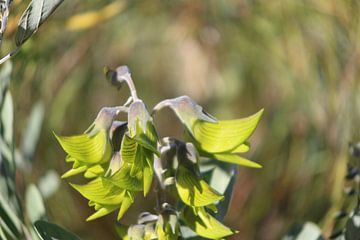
xmin=1 ymin=90 xmax=13 ymax=146
xmin=192 ymin=109 xmax=263 ymax=153
xmin=0 ymin=62 xmax=12 ymax=104
xmin=182 ymin=207 xmax=237 ymax=239
xmin=0 ymin=194 xmax=22 ymax=239
xmin=206 ymin=152 xmax=262 ymax=168
xmin=15 ymin=0 xmax=64 ymax=46
xmin=20 ymin=102 xmax=44 ymax=162
xmin=54 ymin=130 xmax=112 ymax=164
xmin=34 ymin=220 xmax=81 ymax=240
xmin=70 ymin=178 xmax=125 ymax=205
xmin=25 ymin=184 xmax=46 ymax=223
xmin=175 ymin=166 xmax=223 ymax=207
xmin=37 ymin=170 xmax=60 ymax=199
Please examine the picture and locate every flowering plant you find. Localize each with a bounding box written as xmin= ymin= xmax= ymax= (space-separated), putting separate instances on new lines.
xmin=55 ymin=65 xmax=263 ymax=239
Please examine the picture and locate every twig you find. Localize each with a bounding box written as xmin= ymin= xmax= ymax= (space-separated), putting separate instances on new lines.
xmin=0 ymin=47 xmax=19 ymax=65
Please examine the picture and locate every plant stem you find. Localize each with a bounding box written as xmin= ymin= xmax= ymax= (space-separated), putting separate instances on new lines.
xmin=124 ymin=73 xmax=138 ymax=101
xmin=0 ymin=47 xmax=19 ymax=65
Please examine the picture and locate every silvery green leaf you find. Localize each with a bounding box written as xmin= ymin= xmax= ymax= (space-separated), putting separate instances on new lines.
xmin=0 ymin=62 xmax=12 ymax=103
xmin=0 ymin=194 xmax=22 ymax=238
xmin=213 ymin=165 xmax=237 ymax=220
xmin=26 ymin=184 xmax=46 ymax=223
xmin=283 ymin=222 xmax=324 ymax=240
xmin=20 ymin=101 xmax=44 ymax=163
xmin=15 ymin=0 xmax=64 ymax=46
xmin=34 ymin=220 xmax=81 ymax=240
xmin=37 ymin=170 xmax=60 ymax=199
xmin=180 ymin=226 xmax=198 ymax=239
xmin=1 ymin=89 xmax=13 ymax=146
xmin=153 ymin=96 xmax=217 ymax=136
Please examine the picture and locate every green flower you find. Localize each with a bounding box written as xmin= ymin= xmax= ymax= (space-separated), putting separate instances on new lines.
xmin=126 ymin=100 xmax=159 ymax=196
xmin=153 ymin=96 xmax=263 ymax=168
xmin=70 ymin=176 xmax=136 ymax=221
xmin=182 ymin=206 xmax=237 ymax=239
xmin=54 ymin=107 xmax=122 ymax=178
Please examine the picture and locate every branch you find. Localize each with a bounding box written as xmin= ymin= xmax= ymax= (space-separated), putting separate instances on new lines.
xmin=0 ymin=47 xmax=19 ymax=65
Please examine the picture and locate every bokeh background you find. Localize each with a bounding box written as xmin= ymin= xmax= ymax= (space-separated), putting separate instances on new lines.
xmin=5 ymin=0 xmax=360 ymax=239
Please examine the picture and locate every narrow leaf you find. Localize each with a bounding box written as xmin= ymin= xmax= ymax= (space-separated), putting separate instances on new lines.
xmin=20 ymin=102 xmax=44 ymax=162
xmin=25 ymin=184 xmax=46 ymax=223
xmin=15 ymin=0 xmax=64 ymax=46
xmin=34 ymin=220 xmax=81 ymax=240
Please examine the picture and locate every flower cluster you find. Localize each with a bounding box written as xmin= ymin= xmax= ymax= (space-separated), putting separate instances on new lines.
xmin=54 ymin=66 xmax=263 ymax=239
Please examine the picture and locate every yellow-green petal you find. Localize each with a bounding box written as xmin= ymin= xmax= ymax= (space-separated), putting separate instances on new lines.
xmin=207 ymin=152 xmax=262 ymax=168
xmin=103 ymin=163 xmax=143 ymax=191
xmin=86 ymin=205 xmax=118 ymax=221
xmin=117 ymin=191 xmax=135 ymax=220
xmin=121 ymin=134 xmax=137 ymax=163
xmin=54 ymin=130 xmax=112 ymax=164
xmin=192 ymin=109 xmax=263 ymax=153
xmin=176 ymin=166 xmax=223 ymax=207
xmin=61 ymin=166 xmax=87 ymax=179
xmin=70 ymin=178 xmax=126 ymax=205
xmin=182 ymin=206 xmax=237 ymax=239
xmin=84 ymin=165 xmax=105 ymax=178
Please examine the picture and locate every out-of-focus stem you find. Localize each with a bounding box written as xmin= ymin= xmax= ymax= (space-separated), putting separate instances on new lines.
xmin=0 ymin=47 xmax=19 ymax=65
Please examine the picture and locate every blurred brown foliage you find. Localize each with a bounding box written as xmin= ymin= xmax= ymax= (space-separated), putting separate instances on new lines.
xmin=6 ymin=0 xmax=360 ymax=239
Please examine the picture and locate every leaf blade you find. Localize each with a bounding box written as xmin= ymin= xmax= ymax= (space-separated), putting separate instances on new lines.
xmin=15 ymin=0 xmax=64 ymax=46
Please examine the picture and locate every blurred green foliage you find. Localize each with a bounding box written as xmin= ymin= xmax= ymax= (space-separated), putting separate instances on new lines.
xmin=5 ymin=0 xmax=360 ymax=239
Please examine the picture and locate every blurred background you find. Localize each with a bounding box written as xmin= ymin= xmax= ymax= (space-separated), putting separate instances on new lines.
xmin=4 ymin=0 xmax=360 ymax=239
